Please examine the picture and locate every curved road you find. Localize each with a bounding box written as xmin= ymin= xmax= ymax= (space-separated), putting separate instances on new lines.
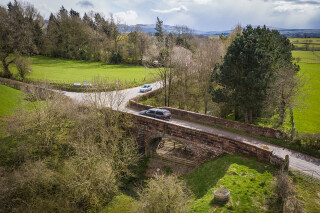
xmin=64 ymin=83 xmax=320 ymax=179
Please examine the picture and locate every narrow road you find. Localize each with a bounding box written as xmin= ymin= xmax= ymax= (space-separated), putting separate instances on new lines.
xmin=64 ymin=83 xmax=320 ymax=179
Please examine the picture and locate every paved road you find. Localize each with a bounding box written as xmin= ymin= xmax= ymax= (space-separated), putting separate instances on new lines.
xmin=64 ymin=83 xmax=320 ymax=179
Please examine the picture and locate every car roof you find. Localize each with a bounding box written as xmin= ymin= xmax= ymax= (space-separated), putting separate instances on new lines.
xmin=149 ymin=108 xmax=170 ymax=113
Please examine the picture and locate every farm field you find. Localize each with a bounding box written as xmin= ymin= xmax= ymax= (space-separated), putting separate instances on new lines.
xmin=291 ymin=50 xmax=320 ymax=133
xmin=2 ymin=56 xmax=156 ymax=87
xmin=290 ymin=38 xmax=320 ymax=51
xmin=290 ymin=38 xmax=320 ymax=44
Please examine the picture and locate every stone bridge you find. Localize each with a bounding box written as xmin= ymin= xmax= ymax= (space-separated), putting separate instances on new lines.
xmin=131 ymin=114 xmax=278 ymax=165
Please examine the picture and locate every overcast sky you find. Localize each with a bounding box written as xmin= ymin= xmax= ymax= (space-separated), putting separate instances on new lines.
xmin=1 ymin=0 xmax=319 ymax=31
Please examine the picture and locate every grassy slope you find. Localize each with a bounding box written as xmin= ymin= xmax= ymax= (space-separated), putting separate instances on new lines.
xmin=1 ymin=56 xmax=156 ymax=84
xmin=184 ymin=154 xmax=277 ymax=212
xmin=0 ymin=84 xmax=24 ymax=118
xmin=292 ymin=51 xmax=320 ymax=133
xmin=0 ymin=84 xmax=25 ymax=137
xmin=183 ymin=154 xmax=320 ymax=213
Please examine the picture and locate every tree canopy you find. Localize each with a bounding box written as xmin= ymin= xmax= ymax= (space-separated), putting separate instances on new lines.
xmin=211 ymin=25 xmax=297 ymax=123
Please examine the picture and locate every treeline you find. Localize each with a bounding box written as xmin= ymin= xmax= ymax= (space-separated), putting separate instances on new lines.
xmin=0 ymin=0 xmax=196 ymax=79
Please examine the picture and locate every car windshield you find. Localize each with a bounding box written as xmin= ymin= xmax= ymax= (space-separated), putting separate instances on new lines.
xmin=142 ymin=85 xmax=148 ymax=88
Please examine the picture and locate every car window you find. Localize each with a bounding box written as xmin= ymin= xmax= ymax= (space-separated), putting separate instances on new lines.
xmin=148 ymin=110 xmax=155 ymax=114
xmin=156 ymin=111 xmax=163 ymax=115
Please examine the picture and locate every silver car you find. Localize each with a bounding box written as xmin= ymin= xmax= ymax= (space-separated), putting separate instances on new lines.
xmin=140 ymin=84 xmax=152 ymax=93
xmin=139 ymin=108 xmax=171 ymax=120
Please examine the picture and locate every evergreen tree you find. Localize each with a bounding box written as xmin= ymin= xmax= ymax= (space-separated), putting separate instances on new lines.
xmin=155 ymin=17 xmax=164 ymax=45
xmin=211 ymin=25 xmax=296 ymax=123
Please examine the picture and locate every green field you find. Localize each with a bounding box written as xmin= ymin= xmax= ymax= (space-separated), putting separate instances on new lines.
xmin=290 ymin=38 xmax=320 ymax=51
xmin=290 ymin=38 xmax=320 ymax=44
xmin=292 ymin=51 xmax=320 ymax=133
xmin=0 ymin=84 xmax=25 ymax=118
xmin=2 ymin=56 xmax=156 ymax=86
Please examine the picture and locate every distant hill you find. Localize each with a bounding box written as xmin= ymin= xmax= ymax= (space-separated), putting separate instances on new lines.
xmin=129 ymin=24 xmax=320 ymax=37
xmin=44 ymin=19 xmax=320 ymax=37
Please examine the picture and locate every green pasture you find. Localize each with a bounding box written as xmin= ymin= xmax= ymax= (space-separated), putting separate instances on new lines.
xmin=2 ymin=56 xmax=156 ymax=86
xmin=291 ymin=51 xmax=320 ymax=133
xmin=0 ymin=84 xmax=24 ymax=118
xmin=290 ymin=38 xmax=320 ymax=44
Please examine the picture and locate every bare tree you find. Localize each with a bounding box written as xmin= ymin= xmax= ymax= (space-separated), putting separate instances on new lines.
xmin=83 ymin=78 xmax=126 ymax=110
xmin=171 ymin=46 xmax=193 ymax=109
xmin=195 ymin=38 xmax=224 ymax=114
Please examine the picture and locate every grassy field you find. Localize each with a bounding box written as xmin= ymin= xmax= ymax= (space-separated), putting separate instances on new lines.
xmin=290 ymin=38 xmax=320 ymax=51
xmin=0 ymin=84 xmax=25 ymax=118
xmin=2 ymin=56 xmax=156 ymax=86
xmin=290 ymin=38 xmax=320 ymax=44
xmin=291 ymin=51 xmax=320 ymax=133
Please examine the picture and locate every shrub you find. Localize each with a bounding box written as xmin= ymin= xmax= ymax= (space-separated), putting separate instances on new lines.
xmin=275 ymin=171 xmax=302 ymax=213
xmin=15 ymin=55 xmax=32 ymax=81
xmin=138 ymin=174 xmax=192 ymax=213
xmin=0 ymin=92 xmax=140 ymax=212
xmin=293 ymin=133 xmax=320 ymax=150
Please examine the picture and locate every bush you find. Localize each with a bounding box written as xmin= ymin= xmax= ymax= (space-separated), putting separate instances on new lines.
xmin=275 ymin=171 xmax=302 ymax=213
xmin=293 ymin=133 xmax=320 ymax=150
xmin=15 ymin=55 xmax=32 ymax=81
xmin=138 ymin=175 xmax=192 ymax=213
xmin=0 ymin=92 xmax=140 ymax=212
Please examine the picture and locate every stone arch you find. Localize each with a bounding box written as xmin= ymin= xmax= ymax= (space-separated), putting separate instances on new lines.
xmin=145 ymin=133 xmax=197 ymax=161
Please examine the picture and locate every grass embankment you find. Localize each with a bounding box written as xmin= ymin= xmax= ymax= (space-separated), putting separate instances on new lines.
xmin=0 ymin=84 xmax=24 ymax=118
xmin=1 ymin=55 xmax=156 ymax=89
xmin=183 ymin=154 xmax=320 ymax=213
xmin=184 ymin=154 xmax=277 ymax=212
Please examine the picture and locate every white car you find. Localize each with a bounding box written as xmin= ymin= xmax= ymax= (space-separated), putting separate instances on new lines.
xmin=140 ymin=84 xmax=152 ymax=93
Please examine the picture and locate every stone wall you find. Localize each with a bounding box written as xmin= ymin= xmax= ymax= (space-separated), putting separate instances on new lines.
xmin=129 ymin=88 xmax=287 ymax=139
xmin=0 ymin=77 xmax=71 ymax=101
xmin=131 ymin=114 xmax=273 ymax=163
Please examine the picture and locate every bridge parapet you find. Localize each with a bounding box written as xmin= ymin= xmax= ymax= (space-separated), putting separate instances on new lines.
xmin=129 ymin=88 xmax=287 ymax=140
xmin=131 ymin=114 xmax=274 ymax=164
